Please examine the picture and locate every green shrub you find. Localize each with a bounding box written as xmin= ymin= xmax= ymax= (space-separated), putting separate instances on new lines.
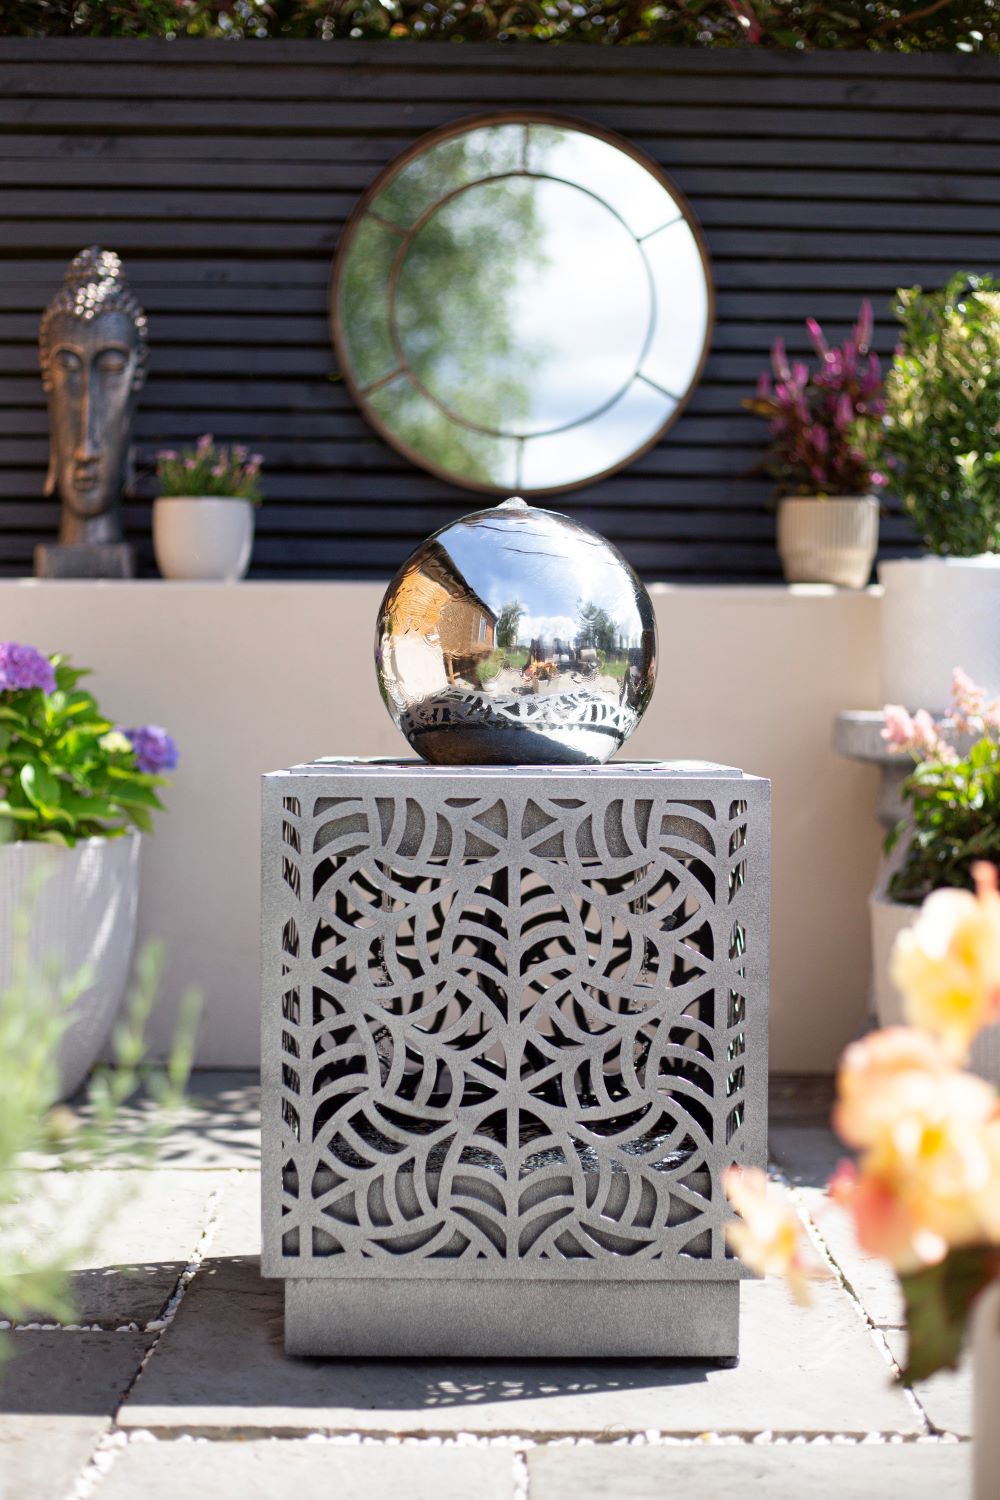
xmin=4 ymin=1 xmax=999 ymax=49
xmin=0 ymin=928 xmax=198 ymax=1338
xmin=883 ymin=272 xmax=1000 ymax=556
xmin=885 ymin=671 xmax=1000 ymax=903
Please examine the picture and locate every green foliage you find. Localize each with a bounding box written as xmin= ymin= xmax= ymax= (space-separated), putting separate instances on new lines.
xmin=0 ymin=919 xmax=199 ymax=1336
xmin=0 ymin=656 xmax=170 ymax=847
xmin=4 ymin=0 xmax=1000 ymax=48
xmin=577 ymin=601 xmax=620 ymax=656
xmin=883 ymin=272 xmax=1000 ymax=556
xmin=157 ymin=434 xmax=263 ymax=503
xmin=899 ymin=1245 xmax=999 ymax=1382
xmin=495 ymin=600 xmax=525 ymax=651
xmin=888 ymin=733 xmax=1000 ymax=904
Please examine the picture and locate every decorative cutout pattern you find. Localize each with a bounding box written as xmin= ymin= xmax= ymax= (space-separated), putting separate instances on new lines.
xmin=262 ymin=762 xmax=768 ymax=1281
xmin=400 ymin=686 xmax=639 ymax=764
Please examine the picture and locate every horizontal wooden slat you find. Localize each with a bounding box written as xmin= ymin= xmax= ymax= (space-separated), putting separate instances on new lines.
xmin=4 ymin=60 xmax=1000 ymax=112
xmin=0 ymin=38 xmax=998 ymax=80
xmin=5 ymin=96 xmax=1000 ymax=145
xmin=6 ymin=131 xmax=1000 ymax=176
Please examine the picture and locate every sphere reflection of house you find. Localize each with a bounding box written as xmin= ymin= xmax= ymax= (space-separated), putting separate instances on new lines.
xmin=379 ymin=541 xmax=497 ymax=705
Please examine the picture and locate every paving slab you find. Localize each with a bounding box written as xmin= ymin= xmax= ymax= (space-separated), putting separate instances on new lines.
xmin=94 ymin=1436 xmax=516 ymax=1499
xmin=769 ymin=1123 xmax=844 ymax=1190
xmin=0 ymin=1332 xmax=151 ymax=1500
xmin=884 ymin=1329 xmax=973 ymax=1436
xmin=527 ymin=1439 xmax=970 ymax=1499
xmin=768 ymin=1075 xmax=843 ymax=1189
xmin=121 ymin=1257 xmax=920 ymax=1437
xmin=797 ymin=1189 xmax=905 ymax=1329
xmin=209 ymin=1171 xmax=261 ymax=1259
xmin=68 ymin=1072 xmax=260 ymax=1170
xmin=10 ymin=1171 xmax=230 ymax=1326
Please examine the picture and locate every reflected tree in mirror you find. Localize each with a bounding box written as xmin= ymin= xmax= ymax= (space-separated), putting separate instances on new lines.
xmin=332 ymin=115 xmax=712 ymax=495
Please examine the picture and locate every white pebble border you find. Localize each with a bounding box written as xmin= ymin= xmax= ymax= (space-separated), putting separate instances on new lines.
xmin=65 ymin=1185 xmax=225 ymax=1500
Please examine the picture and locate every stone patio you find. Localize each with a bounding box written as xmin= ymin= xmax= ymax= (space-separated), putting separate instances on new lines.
xmin=0 ymin=1075 xmax=972 ymax=1499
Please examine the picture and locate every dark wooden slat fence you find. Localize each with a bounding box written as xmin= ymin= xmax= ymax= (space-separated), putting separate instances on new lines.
xmin=1 ymin=39 xmax=999 ymax=579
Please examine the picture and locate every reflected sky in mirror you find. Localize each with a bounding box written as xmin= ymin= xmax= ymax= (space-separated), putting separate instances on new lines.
xmin=334 ymin=117 xmax=711 ymax=494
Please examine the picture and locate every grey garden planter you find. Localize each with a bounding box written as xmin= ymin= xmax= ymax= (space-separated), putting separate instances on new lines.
xmin=0 ymin=832 xmax=141 ymax=1099
xmin=261 ymin=760 xmax=770 ymax=1360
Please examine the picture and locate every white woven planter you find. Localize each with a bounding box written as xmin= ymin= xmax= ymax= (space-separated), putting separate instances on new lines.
xmin=880 ymin=555 xmax=1000 ymax=712
xmin=0 ymin=834 xmax=141 ymax=1099
xmin=153 ymin=495 xmax=254 ymax=581
xmin=973 ymin=1281 xmax=1000 ymax=1500
xmin=776 ymin=495 xmax=879 ymax=589
xmin=870 ymin=884 xmax=1000 ymax=1084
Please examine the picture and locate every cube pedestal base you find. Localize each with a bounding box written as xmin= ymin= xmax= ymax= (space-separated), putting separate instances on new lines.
xmin=263 ymin=759 xmax=770 ymax=1362
xmin=284 ymin=1277 xmax=739 ymax=1361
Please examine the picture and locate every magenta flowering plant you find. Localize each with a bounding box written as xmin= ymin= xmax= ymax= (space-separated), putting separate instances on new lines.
xmin=744 ymin=302 xmax=887 ymax=498
xmin=0 ymin=643 xmax=177 ymax=847
xmin=882 ymin=668 xmax=1000 ymax=905
xmin=156 ymin=433 xmax=263 ymax=504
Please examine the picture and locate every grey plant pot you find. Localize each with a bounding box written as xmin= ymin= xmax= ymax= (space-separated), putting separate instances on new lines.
xmin=0 ymin=832 xmax=141 ymax=1099
xmin=879 ymin=554 xmax=1000 ymax=712
xmin=777 ymin=494 xmax=879 ymax=589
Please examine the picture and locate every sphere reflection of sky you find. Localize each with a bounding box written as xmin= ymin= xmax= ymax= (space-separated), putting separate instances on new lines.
xmin=439 ymin=510 xmax=646 ymax=649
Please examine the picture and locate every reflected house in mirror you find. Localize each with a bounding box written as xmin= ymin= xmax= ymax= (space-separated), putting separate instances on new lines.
xmin=376 ymin=498 xmax=657 ymax=765
xmin=332 ymin=114 xmax=712 ymax=496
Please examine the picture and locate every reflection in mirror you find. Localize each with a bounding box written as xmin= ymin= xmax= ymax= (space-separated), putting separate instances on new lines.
xmin=333 ymin=115 xmax=712 ymax=495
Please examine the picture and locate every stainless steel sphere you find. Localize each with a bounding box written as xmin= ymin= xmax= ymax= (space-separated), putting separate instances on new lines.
xmin=375 ymin=498 xmax=657 ymax=765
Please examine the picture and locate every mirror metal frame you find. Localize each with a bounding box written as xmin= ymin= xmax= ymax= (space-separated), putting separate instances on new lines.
xmin=329 ymin=110 xmax=715 ymax=497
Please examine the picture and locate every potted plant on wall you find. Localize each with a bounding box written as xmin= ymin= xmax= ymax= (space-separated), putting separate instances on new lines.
xmin=745 ymin=301 xmax=886 ymax=588
xmin=0 ymin=642 xmax=177 ymax=1098
xmin=871 ymin=668 xmax=1000 ymax=1082
xmin=153 ymin=435 xmax=262 ymax=581
xmin=881 ymin=273 xmax=1000 ymax=711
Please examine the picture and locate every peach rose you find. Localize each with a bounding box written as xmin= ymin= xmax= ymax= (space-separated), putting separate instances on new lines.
xmin=722 ymin=1165 xmax=820 ymax=1304
xmin=832 ymin=1071 xmax=998 ymax=1271
xmin=833 ymin=1026 xmax=949 ymax=1151
xmin=891 ymin=864 xmax=1000 ymax=1061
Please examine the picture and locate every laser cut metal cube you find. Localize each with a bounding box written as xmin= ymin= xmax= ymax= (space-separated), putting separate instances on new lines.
xmin=261 ymin=760 xmax=769 ymax=1359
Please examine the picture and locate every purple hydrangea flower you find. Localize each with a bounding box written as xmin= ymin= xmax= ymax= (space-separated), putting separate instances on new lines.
xmin=123 ymin=724 xmax=179 ymax=775
xmin=0 ymin=641 xmax=56 ymax=695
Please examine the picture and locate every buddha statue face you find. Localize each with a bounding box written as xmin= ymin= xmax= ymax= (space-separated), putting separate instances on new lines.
xmin=40 ymin=248 xmax=148 ymax=545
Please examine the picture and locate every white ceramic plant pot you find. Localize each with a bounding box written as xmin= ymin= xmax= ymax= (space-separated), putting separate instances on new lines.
xmin=880 ymin=555 xmax=1000 ymax=711
xmin=973 ymin=1281 xmax=1000 ymax=1500
xmin=869 ymin=881 xmax=1000 ymax=1083
xmin=776 ymin=495 xmax=879 ymax=589
xmin=153 ymin=496 xmax=254 ymax=581
xmin=0 ymin=834 xmax=141 ymax=1100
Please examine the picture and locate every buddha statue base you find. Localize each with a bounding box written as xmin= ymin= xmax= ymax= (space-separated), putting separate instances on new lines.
xmin=35 ymin=543 xmax=135 ymax=580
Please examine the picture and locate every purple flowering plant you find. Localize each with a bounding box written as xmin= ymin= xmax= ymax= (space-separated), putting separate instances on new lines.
xmin=744 ymin=301 xmax=888 ymax=498
xmin=0 ymin=643 xmax=177 ymax=846
xmin=156 ymin=433 xmax=263 ymax=504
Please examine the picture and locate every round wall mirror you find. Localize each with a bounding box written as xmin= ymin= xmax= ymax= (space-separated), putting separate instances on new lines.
xmin=331 ymin=113 xmax=713 ymax=496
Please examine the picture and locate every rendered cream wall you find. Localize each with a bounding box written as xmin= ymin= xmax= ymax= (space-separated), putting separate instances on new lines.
xmin=0 ymin=580 xmax=883 ymax=1071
